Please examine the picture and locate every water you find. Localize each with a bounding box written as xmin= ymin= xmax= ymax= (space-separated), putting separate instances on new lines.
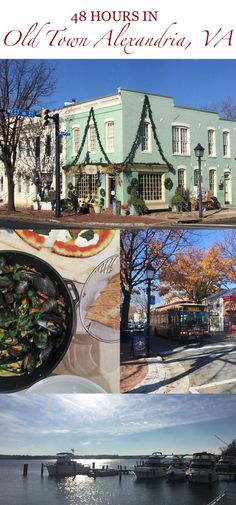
xmin=1 ymin=459 xmax=236 ymax=505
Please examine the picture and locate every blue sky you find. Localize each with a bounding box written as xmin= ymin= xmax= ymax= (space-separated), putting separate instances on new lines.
xmin=47 ymin=60 xmax=236 ymax=110
xmin=0 ymin=394 xmax=235 ymax=456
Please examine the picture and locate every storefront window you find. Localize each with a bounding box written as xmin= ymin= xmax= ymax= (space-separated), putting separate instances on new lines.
xmin=139 ymin=173 xmax=162 ymax=201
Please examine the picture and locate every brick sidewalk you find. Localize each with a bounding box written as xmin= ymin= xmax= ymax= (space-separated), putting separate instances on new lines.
xmin=0 ymin=207 xmax=236 ymax=227
xmin=120 ymin=359 xmax=148 ymax=393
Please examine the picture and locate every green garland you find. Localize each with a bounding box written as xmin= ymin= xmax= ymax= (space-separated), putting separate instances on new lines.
xmin=122 ymin=95 xmax=172 ymax=169
xmin=64 ymin=107 xmax=111 ymax=171
xmin=64 ymin=94 xmax=172 ymax=173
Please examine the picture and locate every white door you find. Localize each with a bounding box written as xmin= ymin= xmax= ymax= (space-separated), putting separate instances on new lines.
xmin=224 ymin=172 xmax=231 ymax=204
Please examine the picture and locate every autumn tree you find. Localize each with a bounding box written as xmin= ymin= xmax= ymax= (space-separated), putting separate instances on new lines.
xmin=0 ymin=60 xmax=55 ymax=211
xmin=120 ymin=229 xmax=190 ymax=333
xmin=158 ymin=245 xmax=233 ymax=303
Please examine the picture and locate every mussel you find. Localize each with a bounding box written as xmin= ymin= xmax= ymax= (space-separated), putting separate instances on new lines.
xmin=0 ymin=260 xmax=67 ymax=378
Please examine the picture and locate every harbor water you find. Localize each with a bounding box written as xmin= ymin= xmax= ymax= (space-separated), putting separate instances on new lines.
xmin=1 ymin=458 xmax=236 ymax=505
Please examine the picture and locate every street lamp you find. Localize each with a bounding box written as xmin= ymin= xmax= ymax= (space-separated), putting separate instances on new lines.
xmin=194 ymin=143 xmax=205 ymax=219
xmin=146 ymin=264 xmax=155 ymax=356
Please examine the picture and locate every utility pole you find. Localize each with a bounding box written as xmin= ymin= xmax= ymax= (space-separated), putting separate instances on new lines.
xmin=53 ymin=113 xmax=61 ymax=218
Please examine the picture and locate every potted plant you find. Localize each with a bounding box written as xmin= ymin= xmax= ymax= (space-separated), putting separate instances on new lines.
xmin=170 ymin=186 xmax=188 ymax=212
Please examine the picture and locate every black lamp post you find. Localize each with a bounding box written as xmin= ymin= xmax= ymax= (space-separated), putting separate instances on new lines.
xmin=194 ymin=143 xmax=205 ymax=219
xmin=146 ymin=264 xmax=155 ymax=356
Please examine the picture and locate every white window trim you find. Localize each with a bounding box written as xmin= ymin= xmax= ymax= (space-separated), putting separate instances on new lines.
xmin=141 ymin=120 xmax=152 ymax=153
xmin=172 ymin=123 xmax=190 ymax=156
xmin=72 ymin=125 xmax=80 ymax=156
xmin=208 ymin=167 xmax=217 ymax=196
xmin=222 ymin=129 xmax=231 ymax=158
xmin=104 ymin=118 xmax=115 ymax=153
xmin=88 ymin=123 xmax=96 ymax=154
xmin=207 ymin=127 xmax=216 ymax=157
xmin=177 ymin=166 xmax=187 ymax=189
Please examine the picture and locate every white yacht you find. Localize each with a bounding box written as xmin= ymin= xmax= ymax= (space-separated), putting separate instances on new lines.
xmin=166 ymin=455 xmax=188 ymax=482
xmin=133 ymin=452 xmax=168 ymax=479
xmin=186 ymin=452 xmax=218 ymax=484
xmin=216 ymin=455 xmax=236 ymax=474
xmin=46 ymin=452 xmax=90 ymax=477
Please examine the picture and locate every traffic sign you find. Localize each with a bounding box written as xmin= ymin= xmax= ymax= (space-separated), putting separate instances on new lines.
xmin=59 ymin=131 xmax=70 ymax=136
xmin=6 ymin=108 xmax=35 ymax=118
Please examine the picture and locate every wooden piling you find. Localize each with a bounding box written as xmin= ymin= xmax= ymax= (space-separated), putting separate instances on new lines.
xmin=23 ymin=464 xmax=28 ymax=477
xmin=41 ymin=464 xmax=44 ymax=477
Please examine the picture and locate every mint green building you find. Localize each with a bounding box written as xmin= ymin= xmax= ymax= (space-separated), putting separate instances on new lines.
xmin=64 ymin=89 xmax=236 ymax=211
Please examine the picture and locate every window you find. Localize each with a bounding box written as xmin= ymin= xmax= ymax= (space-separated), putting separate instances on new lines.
xmin=17 ymin=176 xmax=22 ymax=193
xmin=105 ymin=121 xmax=114 ymax=152
xmin=139 ymin=173 xmax=162 ymax=201
xmin=223 ymin=131 xmax=230 ymax=157
xmin=194 ymin=169 xmax=199 ymax=186
xmin=45 ymin=134 xmax=51 ymax=157
xmin=178 ymin=168 xmax=186 ymax=188
xmin=172 ymin=126 xmax=189 ymax=154
xmin=35 ymin=136 xmax=40 ymax=159
xmin=88 ymin=125 xmax=96 ymax=153
xmin=26 ymin=140 xmax=30 ymax=157
xmin=209 ymin=169 xmax=216 ymax=195
xmin=75 ymin=174 xmax=97 ymax=199
xmin=18 ymin=141 xmax=23 ymax=158
xmin=25 ymin=179 xmax=30 ymax=194
xmin=73 ymin=127 xmax=80 ymax=154
xmin=208 ymin=129 xmax=215 ymax=156
xmin=141 ymin=121 xmax=151 ymax=152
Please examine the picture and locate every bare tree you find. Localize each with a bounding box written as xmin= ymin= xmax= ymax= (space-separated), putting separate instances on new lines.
xmin=120 ymin=229 xmax=190 ymax=333
xmin=202 ymin=96 xmax=236 ymax=119
xmin=0 ymin=60 xmax=55 ymax=211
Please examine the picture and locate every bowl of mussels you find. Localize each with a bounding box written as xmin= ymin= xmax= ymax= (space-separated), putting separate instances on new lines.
xmin=0 ymin=251 xmax=79 ymax=393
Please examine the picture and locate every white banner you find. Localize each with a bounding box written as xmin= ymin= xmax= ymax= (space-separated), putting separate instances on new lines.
xmin=0 ymin=0 xmax=236 ymax=58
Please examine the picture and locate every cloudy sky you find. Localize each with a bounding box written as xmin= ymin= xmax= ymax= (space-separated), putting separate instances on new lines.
xmin=0 ymin=394 xmax=235 ymax=456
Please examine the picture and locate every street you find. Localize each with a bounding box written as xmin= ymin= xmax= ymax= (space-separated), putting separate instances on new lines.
xmin=121 ymin=334 xmax=236 ymax=394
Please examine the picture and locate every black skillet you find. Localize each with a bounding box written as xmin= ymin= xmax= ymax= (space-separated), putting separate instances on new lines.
xmin=0 ymin=250 xmax=79 ymax=393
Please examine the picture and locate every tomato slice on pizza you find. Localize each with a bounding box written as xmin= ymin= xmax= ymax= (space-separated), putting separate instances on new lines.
xmin=52 ymin=229 xmax=115 ymax=257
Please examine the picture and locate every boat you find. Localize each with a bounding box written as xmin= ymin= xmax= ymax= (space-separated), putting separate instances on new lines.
xmin=216 ymin=455 xmax=236 ymax=474
xmin=186 ymin=452 xmax=218 ymax=484
xmin=46 ymin=452 xmax=90 ymax=477
xmin=133 ymin=452 xmax=169 ymax=479
xmin=89 ymin=468 xmax=119 ymax=477
xmin=206 ymin=491 xmax=236 ymax=504
xmin=166 ymin=455 xmax=189 ymax=482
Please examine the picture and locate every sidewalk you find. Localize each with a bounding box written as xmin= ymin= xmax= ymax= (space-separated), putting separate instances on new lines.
xmin=0 ymin=207 xmax=236 ymax=228
xmin=120 ymin=335 xmax=189 ymax=394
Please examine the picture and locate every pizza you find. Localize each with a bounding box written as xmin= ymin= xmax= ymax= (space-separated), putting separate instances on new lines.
xmin=15 ymin=230 xmax=46 ymax=250
xmin=85 ymin=273 xmax=120 ymax=330
xmin=15 ymin=229 xmax=115 ymax=258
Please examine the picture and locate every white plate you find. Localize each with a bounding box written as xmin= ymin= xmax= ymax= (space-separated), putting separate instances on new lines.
xmin=80 ymin=255 xmax=120 ymax=343
xmin=25 ymin=375 xmax=106 ymax=394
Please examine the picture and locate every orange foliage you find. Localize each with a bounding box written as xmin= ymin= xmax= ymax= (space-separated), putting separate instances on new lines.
xmin=158 ymin=245 xmax=233 ymax=303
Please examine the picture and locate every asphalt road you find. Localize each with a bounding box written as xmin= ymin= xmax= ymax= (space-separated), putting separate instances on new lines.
xmin=151 ymin=335 xmax=236 ymax=394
